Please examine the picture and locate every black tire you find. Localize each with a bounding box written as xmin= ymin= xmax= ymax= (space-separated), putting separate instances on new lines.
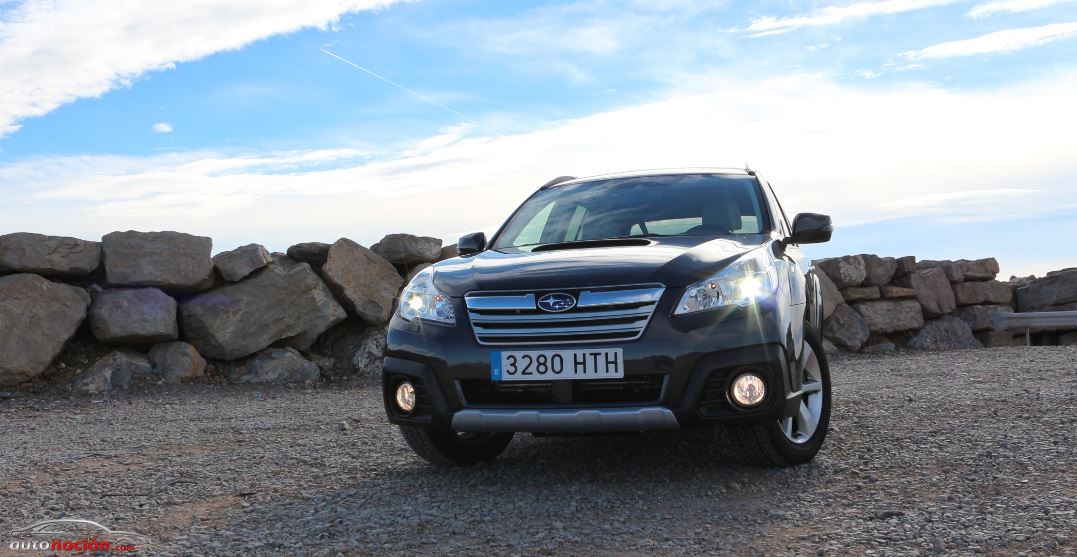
xmin=719 ymin=326 xmax=832 ymax=467
xmin=398 ymin=425 xmax=514 ymax=466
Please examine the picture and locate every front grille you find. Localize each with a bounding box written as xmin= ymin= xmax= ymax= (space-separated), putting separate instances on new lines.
xmin=464 ymin=284 xmax=665 ymax=346
xmin=459 ymin=374 xmax=665 ymax=405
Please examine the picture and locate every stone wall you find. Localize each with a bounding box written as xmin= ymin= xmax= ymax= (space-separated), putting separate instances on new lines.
xmin=2 ymin=231 xmax=1075 ymax=394
xmin=814 ymin=254 xmax=1077 ymax=353
xmin=0 ymin=231 xmax=453 ymax=392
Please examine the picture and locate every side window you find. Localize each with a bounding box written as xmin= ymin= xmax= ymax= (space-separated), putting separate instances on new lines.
xmin=511 ymin=202 xmax=555 ymax=246
xmin=765 ymin=182 xmax=791 ymax=235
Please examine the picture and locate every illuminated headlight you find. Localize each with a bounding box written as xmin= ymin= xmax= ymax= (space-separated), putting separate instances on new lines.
xmin=398 ymin=268 xmax=455 ymax=325
xmin=674 ymin=248 xmax=779 ymax=315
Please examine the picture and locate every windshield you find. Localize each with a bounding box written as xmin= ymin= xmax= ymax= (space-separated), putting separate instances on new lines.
xmin=492 ymin=173 xmax=770 ymax=250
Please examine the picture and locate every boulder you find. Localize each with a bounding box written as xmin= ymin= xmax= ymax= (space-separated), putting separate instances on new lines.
xmin=228 ymin=347 xmax=320 ymax=384
xmin=813 ymin=255 xmax=866 ymax=289
xmin=841 ymin=286 xmax=881 ymax=303
xmin=213 ymin=243 xmax=271 ymax=282
xmin=861 ymin=255 xmax=897 ymax=287
xmin=893 ymin=256 xmax=917 ymax=276
xmin=148 ymin=341 xmax=206 ymax=383
xmin=952 ymin=281 xmax=1013 ymax=306
xmin=405 ymin=262 xmax=432 ymax=284
xmin=1015 ymin=269 xmax=1077 ymax=312
xmin=916 ymin=260 xmax=964 ymax=283
xmin=102 ymin=231 xmax=214 ymax=291
xmin=956 ymin=258 xmax=999 ymax=281
xmin=286 ymin=242 xmax=330 ymax=271
xmin=371 ymin=233 xmax=442 ymax=266
xmin=905 ymin=316 xmax=983 ymax=351
xmin=881 ymin=285 xmax=917 ymax=299
xmin=0 ymin=274 xmax=90 ymax=386
xmin=861 ymin=342 xmax=896 ymax=354
xmin=976 ymin=331 xmax=1018 ymax=347
xmin=821 ymin=338 xmax=840 ymax=354
xmin=353 ymin=328 xmax=387 ymax=376
xmin=823 ymin=304 xmax=870 ymax=352
xmin=1059 ymin=331 xmax=1077 ymax=346
xmin=853 ymin=299 xmax=924 ymax=334
xmin=893 ymin=268 xmax=955 ymax=319
xmin=89 ymin=288 xmax=178 ymax=344
xmin=180 ymin=260 xmax=346 ymax=360
xmin=951 ymin=304 xmax=1012 ymax=332
xmin=71 ymin=351 xmax=151 ymax=394
xmin=322 ymin=238 xmax=404 ymax=325
xmin=816 ymin=270 xmax=842 ymax=320
xmin=438 ymin=244 xmax=459 ymax=262
xmin=0 ymin=233 xmax=100 ymax=277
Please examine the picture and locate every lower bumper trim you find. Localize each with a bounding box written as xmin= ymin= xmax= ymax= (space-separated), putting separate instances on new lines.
xmin=451 ymin=406 xmax=680 ymax=433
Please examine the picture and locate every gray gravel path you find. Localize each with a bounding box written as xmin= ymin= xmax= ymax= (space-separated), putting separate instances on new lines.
xmin=1 ymin=347 xmax=1075 ymax=556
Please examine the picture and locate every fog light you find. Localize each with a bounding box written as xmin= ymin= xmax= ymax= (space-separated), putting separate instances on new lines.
xmin=730 ymin=373 xmax=766 ymax=407
xmin=395 ymin=381 xmax=416 ymax=413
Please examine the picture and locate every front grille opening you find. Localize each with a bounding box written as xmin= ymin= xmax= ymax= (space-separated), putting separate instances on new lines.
xmin=698 ymin=370 xmax=733 ymax=417
xmin=459 ymin=374 xmax=665 ymax=406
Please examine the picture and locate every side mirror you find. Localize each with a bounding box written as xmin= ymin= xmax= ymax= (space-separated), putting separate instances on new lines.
xmin=788 ymin=213 xmax=833 ymax=245
xmin=457 ymin=232 xmax=487 ymax=255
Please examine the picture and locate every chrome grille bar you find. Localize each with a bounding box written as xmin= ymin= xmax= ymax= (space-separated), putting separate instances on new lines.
xmin=465 ymin=284 xmax=665 ymax=346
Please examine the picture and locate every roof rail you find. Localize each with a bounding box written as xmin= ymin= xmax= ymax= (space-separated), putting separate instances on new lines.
xmin=540 ymin=176 xmax=577 ymax=189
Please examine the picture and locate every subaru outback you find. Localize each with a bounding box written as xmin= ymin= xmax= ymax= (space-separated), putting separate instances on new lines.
xmin=382 ymin=168 xmax=834 ymax=466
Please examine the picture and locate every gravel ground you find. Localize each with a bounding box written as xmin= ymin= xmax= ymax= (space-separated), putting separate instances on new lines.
xmin=1 ymin=347 xmax=1075 ymax=557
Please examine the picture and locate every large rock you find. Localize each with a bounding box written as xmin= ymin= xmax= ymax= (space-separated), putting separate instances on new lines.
xmin=881 ymin=285 xmax=917 ymax=299
xmin=71 ymin=351 xmax=151 ymax=394
xmin=823 ymin=304 xmax=870 ymax=351
xmin=0 ymin=274 xmax=90 ymax=386
xmin=180 ymin=260 xmax=346 ymax=360
xmin=906 ymin=316 xmax=983 ymax=351
xmin=816 ymin=270 xmax=842 ymax=320
xmin=148 ymin=341 xmax=206 ymax=383
xmin=952 ymin=281 xmax=1013 ymax=306
xmin=841 ymin=286 xmax=880 ymax=303
xmin=0 ymin=233 xmax=100 ymax=277
xmin=917 ymin=260 xmax=964 ymax=283
xmin=956 ymin=258 xmax=999 ymax=281
xmin=437 ymin=244 xmax=459 ymax=262
xmin=853 ymin=299 xmax=924 ymax=333
xmin=1015 ymin=270 xmax=1077 ymax=312
xmin=322 ymin=238 xmax=404 ymax=325
xmin=371 ymin=233 xmax=442 ymax=266
xmin=286 ymin=242 xmax=330 ymax=272
xmin=1059 ymin=331 xmax=1077 ymax=346
xmin=893 ymin=256 xmax=917 ymax=276
xmin=951 ymin=304 xmax=1012 ymax=332
xmin=861 ymin=255 xmax=897 ymax=287
xmin=813 ymin=255 xmax=866 ymax=289
xmin=977 ymin=331 xmax=1018 ymax=347
xmin=102 ymin=231 xmax=214 ymax=291
xmin=89 ymin=288 xmax=178 ymax=344
xmin=228 ymin=347 xmax=320 ymax=384
xmin=213 ymin=243 xmax=271 ymax=282
xmin=893 ymin=268 xmax=956 ymax=318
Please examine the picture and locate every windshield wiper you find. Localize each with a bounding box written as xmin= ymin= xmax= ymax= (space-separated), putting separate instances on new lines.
xmin=529 ymin=237 xmax=656 ymax=253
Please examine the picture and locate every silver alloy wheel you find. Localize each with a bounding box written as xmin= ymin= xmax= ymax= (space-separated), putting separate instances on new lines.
xmin=779 ymin=341 xmax=825 ymax=444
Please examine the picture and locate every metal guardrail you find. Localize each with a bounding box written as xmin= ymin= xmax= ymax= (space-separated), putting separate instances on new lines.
xmin=992 ymin=311 xmax=1077 ymax=346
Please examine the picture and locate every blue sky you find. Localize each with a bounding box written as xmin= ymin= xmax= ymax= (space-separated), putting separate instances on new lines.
xmin=1 ymin=0 xmax=1076 ymax=277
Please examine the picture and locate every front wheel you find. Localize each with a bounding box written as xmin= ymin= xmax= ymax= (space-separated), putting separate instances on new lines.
xmin=399 ymin=425 xmax=514 ymax=466
xmin=721 ymin=327 xmax=832 ymax=467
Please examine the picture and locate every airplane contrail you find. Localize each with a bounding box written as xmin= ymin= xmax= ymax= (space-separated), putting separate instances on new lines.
xmin=319 ymin=48 xmax=499 ymax=136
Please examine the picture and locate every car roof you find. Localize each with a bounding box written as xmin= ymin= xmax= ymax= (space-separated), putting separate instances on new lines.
xmin=541 ymin=167 xmax=753 ymax=189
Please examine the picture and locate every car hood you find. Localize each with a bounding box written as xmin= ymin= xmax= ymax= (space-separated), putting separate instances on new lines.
xmin=431 ymin=235 xmax=772 ymax=296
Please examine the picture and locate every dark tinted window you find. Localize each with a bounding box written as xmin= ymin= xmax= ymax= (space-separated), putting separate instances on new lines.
xmin=493 ymin=174 xmax=770 ymax=249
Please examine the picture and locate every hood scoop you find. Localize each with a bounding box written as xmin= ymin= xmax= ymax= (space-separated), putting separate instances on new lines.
xmin=530 ymin=238 xmax=653 ymax=253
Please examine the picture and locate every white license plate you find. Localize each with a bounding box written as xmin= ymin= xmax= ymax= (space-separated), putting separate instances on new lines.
xmin=491 ymin=348 xmax=624 ymax=381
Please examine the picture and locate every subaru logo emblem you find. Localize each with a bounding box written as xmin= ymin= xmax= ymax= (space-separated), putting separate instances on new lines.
xmin=537 ymin=292 xmax=576 ymax=313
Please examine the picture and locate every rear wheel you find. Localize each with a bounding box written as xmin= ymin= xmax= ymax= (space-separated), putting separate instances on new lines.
xmin=722 ymin=328 xmax=831 ymax=467
xmin=399 ymin=425 xmax=514 ymax=466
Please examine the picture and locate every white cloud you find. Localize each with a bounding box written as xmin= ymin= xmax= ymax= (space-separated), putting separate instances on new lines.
xmin=0 ymin=0 xmax=406 ymax=138
xmin=152 ymin=122 xmax=173 ymax=134
xmin=3 ymin=72 xmax=1077 ymax=257
xmin=968 ymin=0 xmax=1076 ymax=18
xmin=905 ymin=22 xmax=1077 ymax=59
xmin=745 ymin=0 xmax=961 ymax=36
